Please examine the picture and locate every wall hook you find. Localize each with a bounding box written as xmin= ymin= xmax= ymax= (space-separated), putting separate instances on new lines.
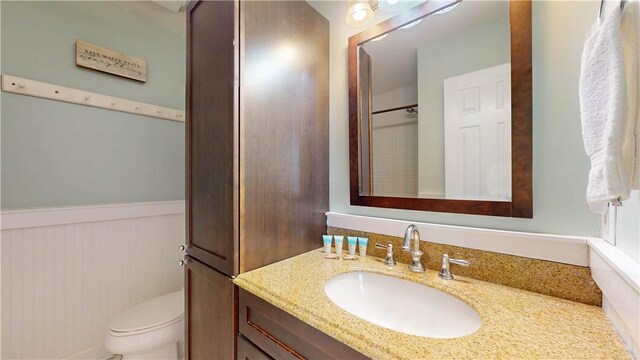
xmin=1 ymin=74 xmax=185 ymax=122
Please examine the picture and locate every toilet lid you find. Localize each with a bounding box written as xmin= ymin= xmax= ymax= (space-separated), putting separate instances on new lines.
xmin=109 ymin=289 xmax=184 ymax=333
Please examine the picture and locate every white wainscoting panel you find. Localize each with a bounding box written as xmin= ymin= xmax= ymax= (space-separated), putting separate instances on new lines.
xmin=1 ymin=201 xmax=185 ymax=359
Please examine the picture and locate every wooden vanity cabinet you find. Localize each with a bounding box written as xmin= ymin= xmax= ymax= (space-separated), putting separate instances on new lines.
xmin=238 ymin=289 xmax=369 ymax=360
xmin=185 ymin=0 xmax=329 ymax=358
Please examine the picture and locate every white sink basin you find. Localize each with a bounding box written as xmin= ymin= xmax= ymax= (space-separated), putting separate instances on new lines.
xmin=324 ymin=272 xmax=481 ymax=338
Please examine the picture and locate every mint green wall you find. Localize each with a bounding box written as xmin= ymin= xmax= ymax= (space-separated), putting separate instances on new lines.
xmin=417 ymin=17 xmax=510 ymax=196
xmin=1 ymin=1 xmax=185 ymax=209
xmin=309 ymin=1 xmax=602 ymax=236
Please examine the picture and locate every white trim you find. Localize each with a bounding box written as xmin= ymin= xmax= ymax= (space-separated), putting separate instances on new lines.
xmin=326 ymin=212 xmax=590 ymax=266
xmin=589 ymin=238 xmax=640 ymax=296
xmin=603 ymin=296 xmax=638 ymax=359
xmin=1 ymin=200 xmax=185 ymax=230
xmin=1 ymin=74 xmax=185 ymax=122
xmin=66 ymin=344 xmax=111 ymax=360
xmin=589 ymin=239 xmax=640 ymax=358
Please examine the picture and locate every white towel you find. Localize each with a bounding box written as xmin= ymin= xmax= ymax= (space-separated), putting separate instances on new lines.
xmin=621 ymin=1 xmax=640 ymax=189
xmin=579 ymin=5 xmax=631 ymax=214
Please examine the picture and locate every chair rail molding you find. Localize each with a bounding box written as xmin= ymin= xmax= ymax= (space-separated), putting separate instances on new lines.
xmin=1 ymin=200 xmax=185 ymax=230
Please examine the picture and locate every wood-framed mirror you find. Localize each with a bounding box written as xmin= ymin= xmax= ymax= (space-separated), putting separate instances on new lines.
xmin=348 ymin=0 xmax=532 ymax=217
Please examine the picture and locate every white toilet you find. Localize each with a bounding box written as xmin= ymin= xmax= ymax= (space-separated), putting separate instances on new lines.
xmin=105 ymin=289 xmax=184 ymax=360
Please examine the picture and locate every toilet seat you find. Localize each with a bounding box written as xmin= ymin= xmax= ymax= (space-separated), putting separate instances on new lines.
xmin=105 ymin=317 xmax=183 ymax=357
xmin=108 ymin=317 xmax=183 ymax=337
xmin=109 ymin=290 xmax=183 ymax=335
xmin=104 ymin=290 xmax=184 ymax=358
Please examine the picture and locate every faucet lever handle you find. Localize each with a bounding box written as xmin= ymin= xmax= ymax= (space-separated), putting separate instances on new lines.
xmin=449 ymin=258 xmax=470 ymax=267
xmin=375 ymin=243 xmax=396 ymax=267
xmin=438 ymin=253 xmax=469 ymax=280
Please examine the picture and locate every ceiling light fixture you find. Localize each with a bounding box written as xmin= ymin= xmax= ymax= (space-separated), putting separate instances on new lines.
xmin=378 ymin=0 xmax=416 ymax=11
xmin=347 ymin=0 xmax=429 ymax=26
xmin=345 ymin=1 xmax=376 ymax=27
xmin=378 ymin=0 xmax=400 ymax=11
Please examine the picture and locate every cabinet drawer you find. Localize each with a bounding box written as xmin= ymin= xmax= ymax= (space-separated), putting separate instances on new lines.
xmin=238 ymin=289 xmax=368 ymax=360
xmin=237 ymin=334 xmax=273 ymax=360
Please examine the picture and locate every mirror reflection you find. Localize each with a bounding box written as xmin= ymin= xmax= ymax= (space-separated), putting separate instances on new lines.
xmin=358 ymin=1 xmax=512 ymax=201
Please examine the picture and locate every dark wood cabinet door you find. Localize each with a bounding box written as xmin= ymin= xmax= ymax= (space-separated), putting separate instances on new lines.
xmin=186 ymin=1 xmax=329 ymax=357
xmin=237 ymin=335 xmax=273 ymax=360
xmin=239 ymin=0 xmax=329 ymax=272
xmin=186 ymin=0 xmax=239 ymax=276
xmin=185 ymin=256 xmax=237 ymax=360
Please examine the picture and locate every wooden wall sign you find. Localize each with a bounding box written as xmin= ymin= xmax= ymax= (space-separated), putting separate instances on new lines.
xmin=76 ymin=40 xmax=147 ymax=82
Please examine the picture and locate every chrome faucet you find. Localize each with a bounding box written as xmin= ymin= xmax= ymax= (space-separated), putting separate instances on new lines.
xmin=438 ymin=253 xmax=470 ymax=280
xmin=403 ymin=225 xmax=425 ymax=272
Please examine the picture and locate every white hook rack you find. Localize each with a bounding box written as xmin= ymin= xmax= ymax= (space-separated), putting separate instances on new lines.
xmin=1 ymin=74 xmax=185 ymax=123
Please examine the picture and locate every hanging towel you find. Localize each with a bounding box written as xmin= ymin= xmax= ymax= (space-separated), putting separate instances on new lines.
xmin=579 ymin=5 xmax=631 ymax=214
xmin=621 ymin=1 xmax=640 ymax=189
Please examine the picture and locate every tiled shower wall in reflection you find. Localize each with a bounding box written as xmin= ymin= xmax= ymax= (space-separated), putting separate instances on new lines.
xmin=372 ymin=113 xmax=418 ymax=197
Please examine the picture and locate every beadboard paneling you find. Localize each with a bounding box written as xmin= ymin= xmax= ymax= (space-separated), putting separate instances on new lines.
xmin=1 ymin=203 xmax=185 ymax=359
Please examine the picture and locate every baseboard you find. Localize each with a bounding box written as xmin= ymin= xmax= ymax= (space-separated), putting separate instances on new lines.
xmin=1 ymin=200 xmax=185 ymax=230
xmin=603 ymin=296 xmax=638 ymax=359
xmin=66 ymin=344 xmax=111 ymax=360
xmin=326 ymin=212 xmax=590 ymax=266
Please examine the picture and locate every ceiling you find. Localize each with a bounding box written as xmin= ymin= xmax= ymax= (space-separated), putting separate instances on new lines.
xmin=112 ymin=1 xmax=187 ymax=35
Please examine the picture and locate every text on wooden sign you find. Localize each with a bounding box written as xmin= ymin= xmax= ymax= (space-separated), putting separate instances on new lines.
xmin=76 ymin=40 xmax=147 ymax=82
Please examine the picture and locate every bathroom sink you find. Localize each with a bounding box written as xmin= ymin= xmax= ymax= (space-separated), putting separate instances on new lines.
xmin=324 ymin=272 xmax=481 ymax=338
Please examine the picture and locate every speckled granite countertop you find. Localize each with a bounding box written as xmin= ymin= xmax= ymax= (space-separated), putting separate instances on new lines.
xmin=234 ymin=249 xmax=630 ymax=359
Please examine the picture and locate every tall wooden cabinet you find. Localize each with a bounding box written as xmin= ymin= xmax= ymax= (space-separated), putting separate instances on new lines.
xmin=185 ymin=0 xmax=329 ymax=358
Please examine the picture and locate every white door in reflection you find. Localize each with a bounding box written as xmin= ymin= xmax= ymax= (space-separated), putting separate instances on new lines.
xmin=444 ymin=63 xmax=512 ymax=201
